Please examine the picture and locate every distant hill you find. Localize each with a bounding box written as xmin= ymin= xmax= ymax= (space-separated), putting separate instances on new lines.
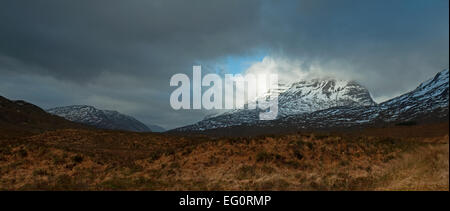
xmin=0 ymin=95 xmax=85 ymax=138
xmin=47 ymin=105 xmax=162 ymax=132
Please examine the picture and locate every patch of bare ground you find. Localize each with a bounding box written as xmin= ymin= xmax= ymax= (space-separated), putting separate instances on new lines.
xmin=0 ymin=124 xmax=448 ymax=190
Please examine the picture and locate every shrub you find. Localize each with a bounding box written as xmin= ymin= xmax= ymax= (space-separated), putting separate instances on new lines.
xmin=71 ymin=155 xmax=83 ymax=163
xmin=295 ymin=140 xmax=313 ymax=150
xmin=148 ymin=151 xmax=162 ymax=162
xmin=293 ymin=150 xmax=304 ymax=160
xmin=52 ymin=155 xmax=65 ymax=165
xmin=17 ymin=149 xmax=28 ymax=158
xmin=256 ymin=151 xmax=273 ymax=162
xmin=0 ymin=146 xmax=12 ymax=155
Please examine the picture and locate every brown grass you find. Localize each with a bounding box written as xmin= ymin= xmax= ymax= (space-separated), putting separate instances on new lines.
xmin=0 ymin=124 xmax=448 ymax=191
xmin=374 ymin=141 xmax=449 ymax=190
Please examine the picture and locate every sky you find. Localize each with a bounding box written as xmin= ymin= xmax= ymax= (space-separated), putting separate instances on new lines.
xmin=0 ymin=0 xmax=448 ymax=129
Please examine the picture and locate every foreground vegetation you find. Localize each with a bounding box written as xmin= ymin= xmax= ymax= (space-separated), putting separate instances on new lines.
xmin=0 ymin=123 xmax=448 ymax=190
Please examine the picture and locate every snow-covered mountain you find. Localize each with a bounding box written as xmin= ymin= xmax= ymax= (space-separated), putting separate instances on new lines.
xmin=378 ymin=68 xmax=449 ymax=121
xmin=174 ymin=69 xmax=449 ymax=133
xmin=276 ymin=68 xmax=449 ymax=129
xmin=174 ymin=77 xmax=377 ymax=131
xmin=47 ymin=105 xmax=157 ymax=132
xmin=277 ymin=78 xmax=376 ymax=116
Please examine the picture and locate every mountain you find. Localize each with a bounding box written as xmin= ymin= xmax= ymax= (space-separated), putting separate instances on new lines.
xmin=174 ymin=78 xmax=377 ymax=131
xmin=173 ymin=69 xmax=449 ymax=134
xmin=379 ymin=68 xmax=449 ymax=122
xmin=274 ymin=68 xmax=449 ymax=129
xmin=277 ymin=78 xmax=376 ymax=116
xmin=47 ymin=105 xmax=155 ymax=132
xmin=0 ymin=95 xmax=84 ymax=138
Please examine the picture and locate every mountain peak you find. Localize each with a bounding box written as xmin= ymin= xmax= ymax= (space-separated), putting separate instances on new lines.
xmin=278 ymin=77 xmax=376 ymax=116
xmin=416 ymin=68 xmax=449 ymax=91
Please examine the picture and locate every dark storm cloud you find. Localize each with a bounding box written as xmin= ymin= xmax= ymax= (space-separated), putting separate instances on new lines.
xmin=0 ymin=0 xmax=265 ymax=80
xmin=262 ymin=0 xmax=449 ymax=98
xmin=0 ymin=0 xmax=448 ymax=128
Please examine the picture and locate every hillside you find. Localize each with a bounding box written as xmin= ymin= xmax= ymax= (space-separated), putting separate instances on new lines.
xmin=0 ymin=96 xmax=85 ymax=138
xmin=47 ymin=105 xmax=156 ymax=132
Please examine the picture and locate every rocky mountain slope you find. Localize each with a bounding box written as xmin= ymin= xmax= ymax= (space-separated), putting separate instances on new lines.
xmin=278 ymin=78 xmax=376 ymax=116
xmin=174 ymin=69 xmax=449 ymax=133
xmin=273 ymin=68 xmax=449 ymax=129
xmin=175 ymin=77 xmax=376 ymax=131
xmin=47 ymin=105 xmax=156 ymax=132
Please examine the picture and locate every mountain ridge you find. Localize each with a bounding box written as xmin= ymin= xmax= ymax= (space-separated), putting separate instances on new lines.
xmin=173 ymin=69 xmax=449 ymax=133
xmin=47 ymin=105 xmax=163 ymax=132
